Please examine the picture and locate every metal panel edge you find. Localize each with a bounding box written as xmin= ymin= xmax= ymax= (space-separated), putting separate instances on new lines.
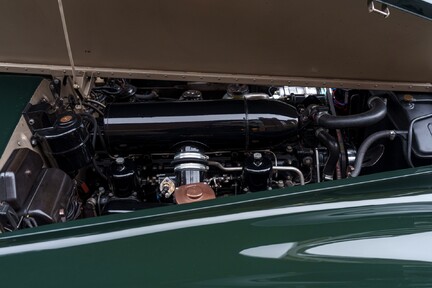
xmin=0 ymin=63 xmax=431 ymax=92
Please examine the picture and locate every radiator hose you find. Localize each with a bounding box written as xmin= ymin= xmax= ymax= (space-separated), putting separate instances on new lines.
xmin=350 ymin=130 xmax=407 ymax=177
xmin=316 ymin=97 xmax=387 ymax=129
xmin=316 ymin=128 xmax=339 ymax=181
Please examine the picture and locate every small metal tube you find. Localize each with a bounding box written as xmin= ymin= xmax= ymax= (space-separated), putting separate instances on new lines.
xmin=208 ymin=161 xmax=305 ymax=185
xmin=208 ymin=161 xmax=243 ymax=172
xmin=315 ymin=148 xmax=321 ymax=183
xmin=243 ymin=93 xmax=270 ymax=100
xmin=272 ymin=166 xmax=305 ymax=185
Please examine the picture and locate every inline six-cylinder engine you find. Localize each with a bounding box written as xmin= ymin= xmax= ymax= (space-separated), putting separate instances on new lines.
xmin=1 ymin=78 xmax=430 ymax=232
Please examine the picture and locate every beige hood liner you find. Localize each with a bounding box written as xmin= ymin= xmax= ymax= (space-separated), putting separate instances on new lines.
xmin=0 ymin=0 xmax=431 ymax=91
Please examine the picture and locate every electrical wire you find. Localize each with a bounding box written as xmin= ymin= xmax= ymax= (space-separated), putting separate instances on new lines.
xmin=82 ymin=102 xmax=104 ymax=116
xmin=85 ymin=99 xmax=106 ymax=108
xmin=92 ymin=159 xmax=108 ymax=181
xmin=81 ymin=113 xmax=108 ymax=180
xmin=92 ymin=86 xmax=122 ymax=94
xmin=81 ymin=113 xmax=98 ymax=148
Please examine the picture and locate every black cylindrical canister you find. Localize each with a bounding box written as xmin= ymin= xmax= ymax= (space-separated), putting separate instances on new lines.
xmin=104 ymin=99 xmax=298 ymax=154
xmin=243 ymin=152 xmax=273 ymax=192
xmin=36 ymin=112 xmax=93 ymax=173
xmin=110 ymin=157 xmax=136 ymax=198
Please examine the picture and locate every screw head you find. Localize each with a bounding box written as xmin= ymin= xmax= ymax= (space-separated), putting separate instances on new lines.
xmin=253 ymin=153 xmax=262 ymax=161
xmin=303 ymin=156 xmax=313 ymax=166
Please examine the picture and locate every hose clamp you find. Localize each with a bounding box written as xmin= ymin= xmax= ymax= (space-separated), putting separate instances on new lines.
xmin=367 ymin=97 xmax=385 ymax=108
xmin=314 ymin=112 xmax=328 ymax=124
xmin=315 ymin=127 xmax=325 ymax=137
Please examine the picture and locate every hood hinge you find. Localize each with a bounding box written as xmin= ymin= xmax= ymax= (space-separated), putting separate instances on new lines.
xmin=368 ymin=0 xmax=390 ymax=18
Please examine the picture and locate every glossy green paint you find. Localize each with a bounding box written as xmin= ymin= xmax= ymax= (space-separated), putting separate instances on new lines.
xmin=0 ymin=167 xmax=432 ymax=287
xmin=1 ymin=76 xmax=432 ymax=287
xmin=0 ymin=74 xmax=42 ymax=152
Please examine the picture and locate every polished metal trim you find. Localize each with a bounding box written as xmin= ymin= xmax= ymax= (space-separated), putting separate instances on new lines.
xmin=174 ymin=163 xmax=208 ymax=172
xmin=174 ymin=152 xmax=208 ymax=161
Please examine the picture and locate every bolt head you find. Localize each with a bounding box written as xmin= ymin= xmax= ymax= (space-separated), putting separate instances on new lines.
xmin=253 ymin=153 xmax=262 ymax=160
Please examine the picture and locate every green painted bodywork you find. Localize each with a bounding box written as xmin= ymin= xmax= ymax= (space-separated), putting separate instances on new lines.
xmin=1 ymin=76 xmax=432 ymax=287
xmin=0 ymin=75 xmax=43 ymax=152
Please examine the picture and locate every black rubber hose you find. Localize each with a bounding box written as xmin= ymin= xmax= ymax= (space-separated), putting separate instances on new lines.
xmin=134 ymin=90 xmax=159 ymax=101
xmin=326 ymin=88 xmax=345 ymax=179
xmin=316 ymin=128 xmax=339 ymax=181
xmin=316 ymin=97 xmax=387 ymax=129
xmin=351 ymin=130 xmax=407 ymax=177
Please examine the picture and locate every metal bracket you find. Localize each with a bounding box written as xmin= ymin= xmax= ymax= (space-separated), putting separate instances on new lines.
xmin=368 ymin=0 xmax=390 ymax=18
xmin=0 ymin=202 xmax=19 ymax=231
xmin=75 ymin=73 xmax=95 ymax=98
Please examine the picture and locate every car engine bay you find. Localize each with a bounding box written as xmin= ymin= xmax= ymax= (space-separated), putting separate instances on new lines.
xmin=0 ymin=77 xmax=431 ymax=232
